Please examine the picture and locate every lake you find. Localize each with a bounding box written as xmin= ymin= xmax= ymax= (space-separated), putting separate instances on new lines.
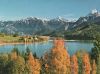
xmin=0 ymin=40 xmax=94 ymax=57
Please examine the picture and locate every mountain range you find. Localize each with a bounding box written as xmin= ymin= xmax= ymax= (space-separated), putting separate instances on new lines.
xmin=0 ymin=9 xmax=100 ymax=39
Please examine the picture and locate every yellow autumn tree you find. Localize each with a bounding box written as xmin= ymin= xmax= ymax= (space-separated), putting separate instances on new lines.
xmin=7 ymin=48 xmax=25 ymax=74
xmin=43 ymin=39 xmax=71 ymax=74
xmin=10 ymin=51 xmax=17 ymax=60
xmin=91 ymin=60 xmax=97 ymax=74
xmin=26 ymin=52 xmax=41 ymax=74
xmin=82 ymin=53 xmax=91 ymax=74
xmin=10 ymin=48 xmax=19 ymax=60
xmin=71 ymin=54 xmax=78 ymax=74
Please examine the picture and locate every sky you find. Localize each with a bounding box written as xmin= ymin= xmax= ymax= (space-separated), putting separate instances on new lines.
xmin=0 ymin=0 xmax=100 ymax=21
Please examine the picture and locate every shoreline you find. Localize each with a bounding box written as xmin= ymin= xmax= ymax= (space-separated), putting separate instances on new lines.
xmin=0 ymin=40 xmax=93 ymax=46
xmin=0 ymin=42 xmax=28 ymax=46
xmin=0 ymin=40 xmax=48 ymax=46
xmin=49 ymin=40 xmax=93 ymax=42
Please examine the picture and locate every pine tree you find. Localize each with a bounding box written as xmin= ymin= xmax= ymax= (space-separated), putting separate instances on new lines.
xmin=0 ymin=54 xmax=8 ymax=74
xmin=75 ymin=50 xmax=86 ymax=74
xmin=5 ymin=49 xmax=25 ymax=74
xmin=97 ymin=55 xmax=100 ymax=74
xmin=91 ymin=35 xmax=100 ymax=63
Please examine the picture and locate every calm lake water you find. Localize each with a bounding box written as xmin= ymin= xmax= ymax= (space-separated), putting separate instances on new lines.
xmin=0 ymin=40 xmax=94 ymax=57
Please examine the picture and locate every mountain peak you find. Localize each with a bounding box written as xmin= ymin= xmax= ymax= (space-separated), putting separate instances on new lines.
xmin=87 ymin=9 xmax=100 ymax=17
xmin=91 ymin=9 xmax=98 ymax=14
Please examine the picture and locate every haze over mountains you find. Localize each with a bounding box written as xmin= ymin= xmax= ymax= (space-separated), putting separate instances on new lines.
xmin=0 ymin=9 xmax=100 ymax=38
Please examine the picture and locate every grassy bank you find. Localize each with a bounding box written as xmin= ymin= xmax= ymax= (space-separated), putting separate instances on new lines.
xmin=0 ymin=34 xmax=49 ymax=44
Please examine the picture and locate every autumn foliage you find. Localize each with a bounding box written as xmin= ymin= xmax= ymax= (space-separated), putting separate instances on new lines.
xmin=10 ymin=51 xmax=17 ymax=60
xmin=91 ymin=60 xmax=97 ymax=74
xmin=26 ymin=52 xmax=41 ymax=74
xmin=82 ymin=53 xmax=91 ymax=74
xmin=43 ymin=39 xmax=70 ymax=74
xmin=0 ymin=39 xmax=100 ymax=74
xmin=71 ymin=54 xmax=78 ymax=74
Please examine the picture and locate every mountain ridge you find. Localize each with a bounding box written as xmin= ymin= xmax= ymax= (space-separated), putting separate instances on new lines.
xmin=0 ymin=9 xmax=100 ymax=39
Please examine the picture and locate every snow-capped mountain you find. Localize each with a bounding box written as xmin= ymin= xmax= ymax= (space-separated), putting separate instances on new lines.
xmin=0 ymin=17 xmax=71 ymax=35
xmin=0 ymin=9 xmax=100 ymax=37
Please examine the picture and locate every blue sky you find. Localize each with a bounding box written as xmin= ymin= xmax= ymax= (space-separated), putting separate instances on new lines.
xmin=0 ymin=0 xmax=100 ymax=21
